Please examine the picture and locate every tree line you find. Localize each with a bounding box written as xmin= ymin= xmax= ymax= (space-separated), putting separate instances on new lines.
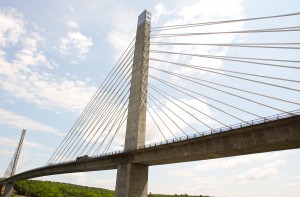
xmin=12 ymin=180 xmax=209 ymax=197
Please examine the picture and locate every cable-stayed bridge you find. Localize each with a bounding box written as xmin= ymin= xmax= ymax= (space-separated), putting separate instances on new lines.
xmin=1 ymin=10 xmax=300 ymax=197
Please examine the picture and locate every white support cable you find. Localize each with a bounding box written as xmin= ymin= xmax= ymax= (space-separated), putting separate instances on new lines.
xmin=149 ymin=66 xmax=300 ymax=106
xmin=150 ymin=59 xmax=300 ymax=92
xmin=151 ymin=12 xmax=300 ymax=30
xmin=54 ymin=59 xmax=134 ymax=163
xmin=140 ymin=96 xmax=167 ymax=141
xmin=149 ymin=74 xmax=262 ymax=119
xmin=48 ymin=39 xmax=136 ymax=164
xmin=152 ymin=68 xmax=288 ymax=113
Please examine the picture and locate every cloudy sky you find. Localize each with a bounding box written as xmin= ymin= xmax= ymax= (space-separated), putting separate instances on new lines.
xmin=0 ymin=0 xmax=300 ymax=197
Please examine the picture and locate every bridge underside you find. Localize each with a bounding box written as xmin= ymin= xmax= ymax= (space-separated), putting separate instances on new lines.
xmin=1 ymin=115 xmax=300 ymax=186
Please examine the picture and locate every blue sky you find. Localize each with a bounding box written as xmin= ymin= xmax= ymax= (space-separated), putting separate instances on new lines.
xmin=0 ymin=0 xmax=300 ymax=196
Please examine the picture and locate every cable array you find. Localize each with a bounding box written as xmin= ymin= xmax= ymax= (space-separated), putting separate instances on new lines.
xmin=3 ymin=149 xmax=17 ymax=178
xmin=46 ymin=11 xmax=300 ymax=164
xmin=151 ymin=12 xmax=300 ymax=31
xmin=47 ymin=39 xmax=136 ymax=164
xmin=140 ymin=11 xmax=300 ymax=142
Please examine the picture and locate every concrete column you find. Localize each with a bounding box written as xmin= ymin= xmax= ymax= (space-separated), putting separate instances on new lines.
xmin=115 ymin=164 xmax=148 ymax=197
xmin=115 ymin=10 xmax=151 ymax=197
xmin=2 ymin=182 xmax=13 ymax=197
xmin=124 ymin=10 xmax=151 ymax=151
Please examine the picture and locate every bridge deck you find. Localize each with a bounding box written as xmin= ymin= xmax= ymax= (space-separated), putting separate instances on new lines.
xmin=1 ymin=111 xmax=300 ymax=185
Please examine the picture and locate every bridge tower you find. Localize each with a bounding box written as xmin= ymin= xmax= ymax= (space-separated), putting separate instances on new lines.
xmin=115 ymin=10 xmax=151 ymax=197
xmin=2 ymin=129 xmax=26 ymax=197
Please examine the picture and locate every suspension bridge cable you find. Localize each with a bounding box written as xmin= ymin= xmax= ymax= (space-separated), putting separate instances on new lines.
xmin=49 ymin=49 xmax=135 ymax=164
xmin=152 ymin=68 xmax=288 ymax=113
xmin=86 ymin=97 xmax=129 ymax=156
xmin=150 ymin=59 xmax=300 ymax=92
xmin=147 ymin=93 xmax=188 ymax=136
xmin=144 ymin=96 xmax=177 ymax=138
xmin=149 ymin=67 xmax=300 ymax=106
xmin=75 ymin=89 xmax=130 ymax=159
xmin=149 ymin=53 xmax=300 ymax=83
xmin=147 ymin=87 xmax=213 ymax=131
xmin=64 ymin=66 xmax=133 ymax=161
xmin=53 ymin=55 xmax=134 ymax=163
xmin=151 ymin=12 xmax=300 ymax=30
xmin=48 ymin=38 xmax=136 ymax=164
xmin=100 ymin=73 xmax=151 ymax=153
xmin=4 ymin=149 xmax=17 ymax=177
xmin=87 ymin=57 xmax=151 ymax=156
xmin=149 ymin=75 xmax=262 ymax=118
xmin=58 ymin=40 xmax=152 ymax=161
xmin=94 ymin=104 xmax=128 ymax=155
xmin=96 ymin=64 xmax=154 ymax=154
xmin=79 ymin=102 xmax=128 ymax=158
xmin=68 ymin=90 xmax=130 ymax=161
xmin=150 ymin=26 xmax=300 ymax=38
xmin=54 ymin=77 xmax=130 ymax=163
xmin=151 ymin=50 xmax=300 ymax=64
xmin=148 ymin=83 xmax=235 ymax=127
xmin=150 ymin=51 xmax=300 ymax=70
xmin=99 ymin=107 xmax=128 ymax=155
xmin=149 ymin=85 xmax=212 ymax=132
xmin=58 ymin=73 xmax=131 ymax=163
xmin=141 ymin=94 xmax=167 ymax=141
xmin=150 ymin=42 xmax=300 ymax=50
xmin=68 ymin=47 xmax=150 ymax=145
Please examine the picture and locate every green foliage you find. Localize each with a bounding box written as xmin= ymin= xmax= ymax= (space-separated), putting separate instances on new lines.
xmin=14 ymin=180 xmax=114 ymax=197
xmin=14 ymin=180 xmax=209 ymax=197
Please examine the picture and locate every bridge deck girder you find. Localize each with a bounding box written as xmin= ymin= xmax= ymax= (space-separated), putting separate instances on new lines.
xmin=1 ymin=115 xmax=300 ymax=186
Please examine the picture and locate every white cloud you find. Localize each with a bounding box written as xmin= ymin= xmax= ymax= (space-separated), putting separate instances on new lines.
xmin=0 ymin=8 xmax=98 ymax=114
xmin=58 ymin=31 xmax=93 ymax=58
xmin=38 ymin=172 xmax=86 ymax=184
xmin=106 ymin=7 xmax=136 ymax=59
xmin=24 ymin=140 xmax=47 ymax=150
xmin=95 ymin=178 xmax=115 ymax=189
xmin=171 ymin=152 xmax=283 ymax=178
xmin=232 ymin=160 xmax=286 ymax=182
xmin=281 ymin=182 xmax=299 ymax=187
xmin=0 ymin=107 xmax=63 ymax=136
xmin=66 ymin=19 xmax=79 ymax=28
xmin=0 ymin=7 xmax=25 ymax=47
xmin=0 ymin=149 xmax=14 ymax=155
xmin=150 ymin=0 xmax=244 ymax=79
xmin=152 ymin=3 xmax=171 ymax=25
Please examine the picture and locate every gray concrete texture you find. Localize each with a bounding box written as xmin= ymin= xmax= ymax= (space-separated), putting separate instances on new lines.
xmin=116 ymin=10 xmax=151 ymax=197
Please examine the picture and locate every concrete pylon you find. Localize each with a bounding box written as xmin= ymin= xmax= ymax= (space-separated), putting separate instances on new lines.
xmin=115 ymin=10 xmax=151 ymax=197
xmin=3 ymin=129 xmax=26 ymax=197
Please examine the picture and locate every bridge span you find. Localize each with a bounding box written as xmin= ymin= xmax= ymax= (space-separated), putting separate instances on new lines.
xmin=2 ymin=9 xmax=300 ymax=197
xmin=1 ymin=111 xmax=299 ymax=185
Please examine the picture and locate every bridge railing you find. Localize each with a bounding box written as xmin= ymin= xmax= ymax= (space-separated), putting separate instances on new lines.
xmin=94 ymin=109 xmax=300 ymax=157
xmin=137 ymin=109 xmax=300 ymax=150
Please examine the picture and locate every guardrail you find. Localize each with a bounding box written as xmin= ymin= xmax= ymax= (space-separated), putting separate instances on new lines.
xmin=137 ymin=109 xmax=300 ymax=149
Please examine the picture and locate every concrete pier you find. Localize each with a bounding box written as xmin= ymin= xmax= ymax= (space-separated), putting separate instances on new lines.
xmin=115 ymin=10 xmax=151 ymax=197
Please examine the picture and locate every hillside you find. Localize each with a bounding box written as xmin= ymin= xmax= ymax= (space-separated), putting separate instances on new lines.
xmin=11 ymin=180 xmax=209 ymax=197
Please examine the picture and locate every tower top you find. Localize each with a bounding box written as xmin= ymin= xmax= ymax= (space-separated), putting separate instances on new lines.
xmin=137 ymin=10 xmax=151 ymax=27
